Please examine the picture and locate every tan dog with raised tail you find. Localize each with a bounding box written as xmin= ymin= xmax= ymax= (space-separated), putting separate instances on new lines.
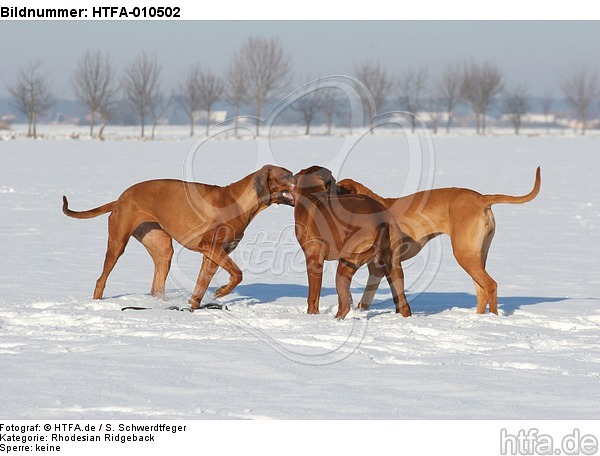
xmin=63 ymin=165 xmax=296 ymax=308
xmin=337 ymin=167 xmax=541 ymax=314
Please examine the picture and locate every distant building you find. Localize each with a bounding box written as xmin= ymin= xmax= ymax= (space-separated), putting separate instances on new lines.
xmin=193 ymin=110 xmax=227 ymax=124
xmin=500 ymin=113 xmax=557 ymax=124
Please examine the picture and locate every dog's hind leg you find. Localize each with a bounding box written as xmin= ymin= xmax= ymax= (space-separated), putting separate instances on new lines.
xmin=451 ymin=210 xmax=498 ymax=314
xmin=452 ymin=242 xmax=497 ymax=314
xmin=132 ymin=222 xmax=174 ymax=299
xmin=385 ymin=262 xmax=411 ymax=317
xmin=357 ymin=262 xmax=384 ymax=311
xmin=93 ymin=210 xmax=136 ymax=299
xmin=474 ymin=214 xmax=497 ymax=313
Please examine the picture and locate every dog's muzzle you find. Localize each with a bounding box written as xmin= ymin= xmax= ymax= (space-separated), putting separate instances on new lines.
xmin=277 ymin=190 xmax=296 ymax=206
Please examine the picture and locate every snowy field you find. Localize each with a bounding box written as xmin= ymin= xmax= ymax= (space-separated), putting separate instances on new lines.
xmin=0 ymin=124 xmax=599 ymax=420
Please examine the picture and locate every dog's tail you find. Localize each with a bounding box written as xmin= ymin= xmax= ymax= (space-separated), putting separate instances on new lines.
xmin=483 ymin=166 xmax=541 ymax=206
xmin=62 ymin=195 xmax=116 ymax=219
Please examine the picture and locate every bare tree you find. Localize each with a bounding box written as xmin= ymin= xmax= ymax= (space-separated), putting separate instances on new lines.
xmin=291 ymin=87 xmax=325 ymax=135
xmin=541 ymin=90 xmax=553 ymax=134
xmin=322 ymin=89 xmax=341 ymax=135
xmin=561 ymin=64 xmax=600 ymax=135
xmin=96 ymin=98 xmax=115 ymax=141
xmin=7 ymin=61 xmax=56 ymax=138
xmin=72 ymin=50 xmax=118 ymax=138
xmin=197 ymin=68 xmax=224 ymax=136
xmin=426 ymin=95 xmax=443 ymax=134
xmin=225 ymin=56 xmax=247 ymax=136
xmin=436 ymin=61 xmax=464 ymax=133
xmin=149 ymin=91 xmax=171 ymax=140
xmin=177 ymin=64 xmax=203 ymax=137
xmin=398 ymin=66 xmax=428 ymax=133
xmin=122 ymin=52 xmax=162 ymax=138
xmin=230 ymin=36 xmax=292 ymax=136
xmin=177 ymin=65 xmax=223 ymax=137
xmin=462 ymin=61 xmax=504 ymax=134
xmin=504 ymin=86 xmax=530 ymax=135
xmin=354 ymin=60 xmax=396 ymax=123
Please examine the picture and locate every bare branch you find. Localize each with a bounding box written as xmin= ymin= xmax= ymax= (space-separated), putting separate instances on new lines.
xmin=436 ymin=61 xmax=464 ymax=133
xmin=122 ymin=52 xmax=162 ymax=138
xmin=230 ymin=36 xmax=293 ymax=135
xmin=462 ymin=60 xmax=504 ymax=134
xmin=561 ymin=64 xmax=600 ymax=135
xmin=354 ymin=60 xmax=396 ymax=121
xmin=503 ymin=86 xmax=530 ymax=135
xmin=398 ymin=66 xmax=428 ymax=132
xmin=290 ymin=83 xmax=325 ymax=135
xmin=72 ymin=50 xmax=118 ymax=138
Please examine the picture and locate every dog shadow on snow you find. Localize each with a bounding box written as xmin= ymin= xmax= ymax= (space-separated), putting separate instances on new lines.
xmin=232 ymin=283 xmax=569 ymax=316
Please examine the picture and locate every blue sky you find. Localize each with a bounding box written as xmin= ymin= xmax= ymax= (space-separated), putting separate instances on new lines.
xmin=1 ymin=21 xmax=599 ymax=97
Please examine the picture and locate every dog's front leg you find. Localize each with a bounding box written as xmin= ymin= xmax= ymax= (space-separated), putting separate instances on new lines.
xmin=211 ymin=253 xmax=243 ymax=299
xmin=335 ymin=260 xmax=358 ymax=319
xmin=303 ymin=241 xmax=325 ymax=314
xmin=306 ymin=263 xmax=323 ymax=314
xmin=189 ymin=256 xmax=220 ymax=309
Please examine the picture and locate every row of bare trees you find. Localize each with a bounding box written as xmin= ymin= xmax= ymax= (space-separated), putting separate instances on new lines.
xmin=354 ymin=59 xmax=600 ymax=136
xmin=7 ymin=37 xmax=293 ymax=139
xmin=6 ymin=36 xmax=600 ymax=138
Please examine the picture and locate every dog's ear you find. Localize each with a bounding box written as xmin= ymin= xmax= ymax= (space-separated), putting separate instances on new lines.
xmin=253 ymin=168 xmax=271 ymax=201
xmin=336 ymin=179 xmax=355 ymax=195
xmin=317 ymin=167 xmax=336 ymax=191
xmin=336 ymin=183 xmax=352 ymax=195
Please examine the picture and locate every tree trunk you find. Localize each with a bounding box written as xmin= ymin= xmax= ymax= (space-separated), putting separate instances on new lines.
xmin=32 ymin=111 xmax=37 ymax=139
xmin=151 ymin=118 xmax=157 ymax=140
xmin=446 ymin=111 xmax=452 ymax=133
xmin=190 ymin=113 xmax=195 ymax=137
xmin=99 ymin=120 xmax=106 ymax=141
xmin=254 ymin=98 xmax=262 ymax=137
xmin=205 ymin=105 xmax=211 ymax=137
xmin=89 ymin=111 xmax=95 ymax=138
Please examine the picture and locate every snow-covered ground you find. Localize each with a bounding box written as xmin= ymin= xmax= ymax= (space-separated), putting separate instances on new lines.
xmin=0 ymin=124 xmax=599 ymax=419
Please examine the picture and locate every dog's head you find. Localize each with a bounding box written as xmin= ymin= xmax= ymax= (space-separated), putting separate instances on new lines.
xmin=293 ymin=165 xmax=336 ymax=196
xmin=254 ymin=164 xmax=296 ymax=207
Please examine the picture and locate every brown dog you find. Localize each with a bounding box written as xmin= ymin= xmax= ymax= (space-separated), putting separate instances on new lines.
xmin=63 ymin=165 xmax=296 ymax=308
xmin=293 ymin=165 xmax=411 ymax=319
xmin=337 ymin=167 xmax=541 ymax=314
